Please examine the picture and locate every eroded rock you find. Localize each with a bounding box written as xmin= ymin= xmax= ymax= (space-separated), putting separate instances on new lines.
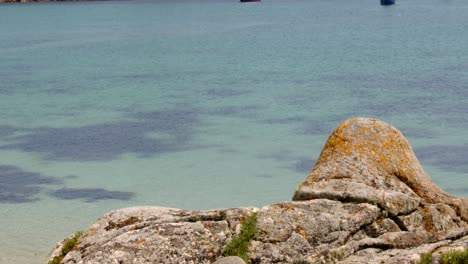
xmin=293 ymin=118 xmax=467 ymax=221
xmin=45 ymin=118 xmax=467 ymax=264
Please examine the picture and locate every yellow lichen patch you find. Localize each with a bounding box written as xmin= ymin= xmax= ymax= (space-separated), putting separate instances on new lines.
xmin=294 ymin=225 xmax=308 ymax=240
xmin=206 ymin=247 xmax=215 ymax=255
xmin=306 ymin=119 xmax=432 ymax=192
xmin=281 ymin=203 xmax=296 ymax=213
xmin=105 ymin=216 xmax=141 ymax=231
xmin=422 ymin=207 xmax=435 ymax=234
xmin=135 ymin=239 xmax=146 ymax=246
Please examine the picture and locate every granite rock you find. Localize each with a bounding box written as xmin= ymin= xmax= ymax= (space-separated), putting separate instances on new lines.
xmin=45 ymin=118 xmax=468 ymax=264
xmin=213 ymin=256 xmax=246 ymax=264
xmin=293 ymin=118 xmax=467 ymax=221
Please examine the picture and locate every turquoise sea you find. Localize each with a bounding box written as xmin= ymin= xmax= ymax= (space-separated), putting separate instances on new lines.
xmin=0 ymin=0 xmax=467 ymax=262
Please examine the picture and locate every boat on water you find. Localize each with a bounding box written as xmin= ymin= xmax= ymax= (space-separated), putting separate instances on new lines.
xmin=240 ymin=0 xmax=261 ymax=2
xmin=380 ymin=0 xmax=395 ymax=5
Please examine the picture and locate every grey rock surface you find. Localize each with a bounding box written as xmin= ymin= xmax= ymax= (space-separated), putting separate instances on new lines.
xmin=45 ymin=118 xmax=468 ymax=264
xmin=213 ymin=256 xmax=246 ymax=264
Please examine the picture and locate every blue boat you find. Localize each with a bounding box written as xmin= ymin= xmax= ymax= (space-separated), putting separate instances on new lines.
xmin=380 ymin=0 xmax=395 ymax=5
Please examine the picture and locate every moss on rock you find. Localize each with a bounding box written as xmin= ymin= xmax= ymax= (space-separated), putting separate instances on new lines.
xmin=223 ymin=212 xmax=258 ymax=263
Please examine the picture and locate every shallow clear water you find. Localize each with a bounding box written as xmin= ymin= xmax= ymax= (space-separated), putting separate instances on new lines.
xmin=0 ymin=0 xmax=467 ymax=262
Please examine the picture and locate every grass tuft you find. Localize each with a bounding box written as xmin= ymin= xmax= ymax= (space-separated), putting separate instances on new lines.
xmin=48 ymin=231 xmax=83 ymax=264
xmin=419 ymin=253 xmax=433 ymax=264
xmin=223 ymin=212 xmax=258 ymax=263
xmin=440 ymin=249 xmax=468 ymax=264
xmin=419 ymin=248 xmax=468 ymax=264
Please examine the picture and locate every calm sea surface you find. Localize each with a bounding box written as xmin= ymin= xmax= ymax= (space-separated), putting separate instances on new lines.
xmin=1 ymin=0 xmax=467 ymax=262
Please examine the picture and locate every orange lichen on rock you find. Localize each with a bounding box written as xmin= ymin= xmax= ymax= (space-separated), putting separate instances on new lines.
xmin=293 ymin=118 xmax=467 ymax=221
xmin=135 ymin=239 xmax=146 ymax=246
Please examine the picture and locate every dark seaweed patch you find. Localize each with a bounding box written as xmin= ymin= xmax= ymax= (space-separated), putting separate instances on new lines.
xmin=261 ymin=116 xmax=306 ymax=125
xmin=0 ymin=108 xmax=199 ymax=161
xmin=205 ymin=88 xmax=250 ymax=98
xmin=292 ymin=158 xmax=316 ymax=173
xmin=50 ymin=188 xmax=135 ymax=203
xmin=445 ymin=64 xmax=468 ymax=71
xmin=258 ymin=151 xmax=317 ymax=174
xmin=0 ymin=125 xmax=20 ymax=137
xmin=319 ymin=73 xmax=384 ymax=83
xmin=415 ymin=144 xmax=468 ymax=173
xmin=208 ymin=106 xmax=244 ymax=116
xmin=0 ymin=165 xmax=61 ymax=203
xmin=257 ymin=150 xmax=295 ymax=161
xmin=303 ymin=120 xmax=335 ymax=135
xmin=205 ymin=105 xmax=259 ymax=117
xmin=322 ymin=71 xmax=468 ymax=123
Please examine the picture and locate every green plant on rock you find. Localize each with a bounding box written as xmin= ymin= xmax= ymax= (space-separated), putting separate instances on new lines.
xmin=419 ymin=248 xmax=468 ymax=264
xmin=48 ymin=231 xmax=83 ymax=264
xmin=223 ymin=212 xmax=258 ymax=263
xmin=419 ymin=253 xmax=433 ymax=264
xmin=440 ymin=249 xmax=468 ymax=264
